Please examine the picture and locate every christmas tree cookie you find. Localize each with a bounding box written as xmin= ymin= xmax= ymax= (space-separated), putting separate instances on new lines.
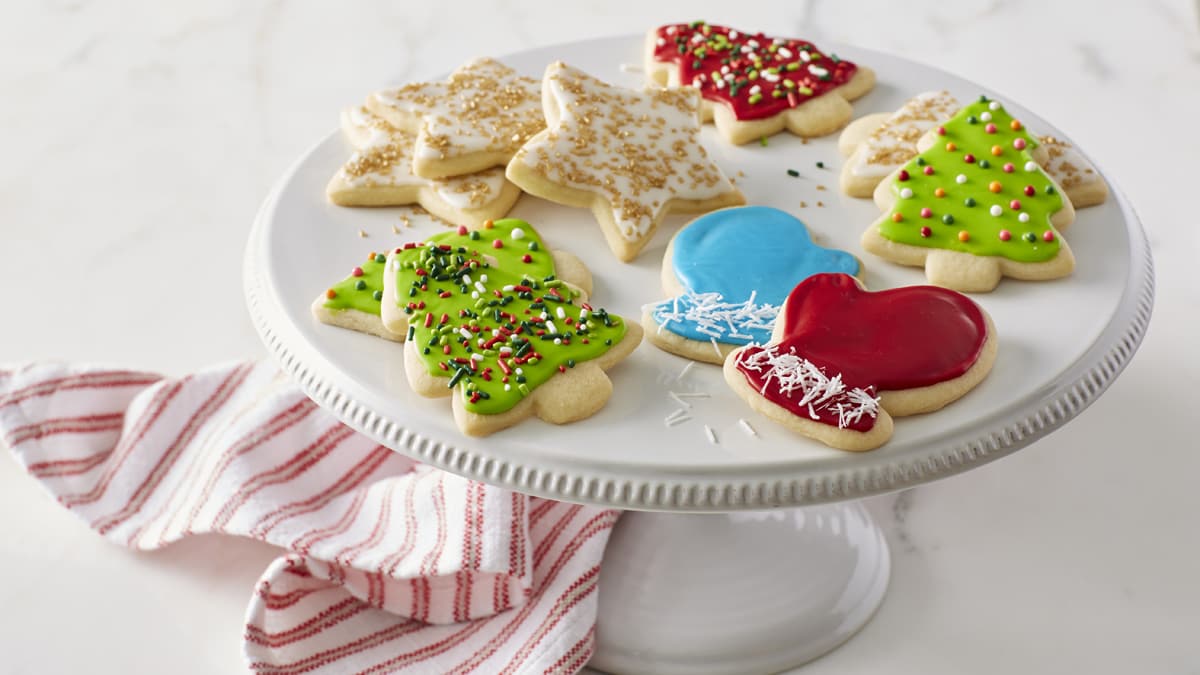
xmin=311 ymin=251 xmax=400 ymax=342
xmin=723 ymin=274 xmax=997 ymax=451
xmin=862 ymin=97 xmax=1076 ymax=292
xmin=380 ymin=218 xmax=643 ymax=437
xmin=643 ymin=206 xmax=860 ymax=364
xmin=326 ymin=106 xmax=522 ymax=224
xmin=645 ymin=21 xmax=875 ymax=145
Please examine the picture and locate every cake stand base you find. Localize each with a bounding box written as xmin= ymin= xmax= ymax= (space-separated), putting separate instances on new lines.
xmin=590 ymin=502 xmax=890 ymax=675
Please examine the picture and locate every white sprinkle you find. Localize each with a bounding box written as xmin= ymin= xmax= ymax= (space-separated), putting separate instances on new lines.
xmin=471 ymin=291 xmax=480 ymax=299
xmin=729 ymin=30 xmax=739 ymax=39
xmin=749 ymin=84 xmax=762 ymax=95
xmin=459 ymin=328 xmax=472 ymax=340
xmin=474 ymin=281 xmax=486 ymax=293
xmin=667 ymin=414 xmax=692 ymax=428
xmin=738 ymin=419 xmax=758 ymax=437
xmin=515 ymin=367 xmax=523 ymax=375
xmin=677 ymin=361 xmax=695 ymax=382
xmin=704 ymin=425 xmax=718 ymax=444
xmin=777 ymin=47 xmax=793 ymax=59
xmin=579 ymin=309 xmax=589 ymax=320
xmin=1024 ymin=161 xmax=1038 ymax=172
xmin=900 ymin=188 xmax=914 ymax=199
xmin=711 ymin=337 xmax=723 ymax=359
xmin=504 ymin=384 xmax=512 ymax=391
xmin=735 ymin=344 xmax=879 ymax=429
xmin=761 ymin=71 xmax=780 ymax=82
xmin=556 ymin=306 xmax=566 ymax=320
xmin=510 ymin=228 xmax=525 ymax=240
xmin=499 ymin=346 xmax=513 ymax=356
xmin=990 ymin=205 xmax=1003 ymax=217
xmin=553 ymin=338 xmax=562 ymax=345
xmin=502 ymin=284 xmax=515 ymax=292
xmin=470 ymin=353 xmax=483 ymax=362
xmin=668 ymin=391 xmax=690 ymax=408
xmin=546 ymin=320 xmax=558 ymax=335
xmin=956 ymin=174 xmax=968 ymax=184
xmin=989 ymin=101 xmax=1002 ymax=111
xmin=980 ymin=111 xmax=992 ymax=122
xmin=675 ymin=392 xmax=710 ymax=399
xmin=480 ymin=274 xmax=488 ymax=283
xmin=665 ymin=408 xmax=689 ymax=423
xmin=1018 ymin=212 xmax=1031 ymax=223
xmin=807 ymin=64 xmax=829 ymax=77
xmin=462 ymin=274 xmax=473 ymax=285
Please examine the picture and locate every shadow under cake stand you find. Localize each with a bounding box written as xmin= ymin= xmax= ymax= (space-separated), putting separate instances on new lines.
xmin=243 ymin=36 xmax=1155 ymax=674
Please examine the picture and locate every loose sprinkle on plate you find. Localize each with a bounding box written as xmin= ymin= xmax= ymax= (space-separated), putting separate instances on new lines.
xmin=704 ymin=425 xmax=718 ymax=444
xmin=738 ymin=418 xmax=758 ymax=437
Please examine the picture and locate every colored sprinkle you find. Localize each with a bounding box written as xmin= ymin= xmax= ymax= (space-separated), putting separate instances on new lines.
xmin=816 ymin=161 xmax=825 ymax=169
xmin=786 ymin=169 xmax=800 ymax=177
xmin=759 ymin=135 xmax=768 ymax=146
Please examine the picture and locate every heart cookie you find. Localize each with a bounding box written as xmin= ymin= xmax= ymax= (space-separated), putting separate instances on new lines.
xmin=723 ymin=273 xmax=997 ymax=451
xmin=643 ymin=206 xmax=860 ymax=364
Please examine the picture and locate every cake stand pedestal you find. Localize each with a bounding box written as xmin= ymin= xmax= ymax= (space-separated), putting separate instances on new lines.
xmin=592 ymin=503 xmax=889 ymax=674
xmin=243 ymin=34 xmax=1155 ymax=675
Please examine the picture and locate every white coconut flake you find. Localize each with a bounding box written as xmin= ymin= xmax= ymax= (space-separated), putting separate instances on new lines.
xmin=738 ymin=418 xmax=758 ymax=437
xmin=736 ymin=344 xmax=880 ymax=429
xmin=704 ymin=425 xmax=718 ymax=444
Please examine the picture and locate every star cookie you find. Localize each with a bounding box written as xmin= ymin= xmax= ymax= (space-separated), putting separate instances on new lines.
xmin=327 ymin=106 xmax=522 ymax=224
xmin=506 ymin=62 xmax=744 ymax=263
xmin=838 ymin=91 xmax=960 ymax=197
xmin=1037 ymin=135 xmax=1108 ymax=208
xmin=723 ymin=273 xmax=997 ymax=451
xmin=643 ymin=206 xmax=859 ymax=364
xmin=645 ymin=22 xmax=876 ymax=145
xmin=366 ymin=58 xmax=544 ymax=179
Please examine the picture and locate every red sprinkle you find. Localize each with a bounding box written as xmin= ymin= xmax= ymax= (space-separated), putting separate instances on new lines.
xmin=923 ymin=166 xmax=934 ymax=176
xmin=402 ymin=243 xmax=415 ymax=250
xmin=1010 ymin=200 xmax=1022 ymax=210
xmin=1013 ymin=138 xmax=1027 ymax=150
xmin=936 ymin=126 xmax=946 ymax=135
xmin=985 ymin=123 xmax=997 ymax=134
xmin=443 ymin=344 xmax=452 ymax=355
xmin=999 ymin=230 xmax=1012 ymax=241
xmin=492 ymin=239 xmax=504 ymax=249
xmin=1003 ymin=163 xmax=1015 ymax=173
xmin=964 ymin=154 xmax=976 ymax=164
xmin=1024 ymin=185 xmax=1036 ymax=196
xmin=415 ymin=268 xmax=427 ymax=276
xmin=1043 ymin=231 xmax=1056 ymax=242
xmin=521 ymin=254 xmax=532 ymax=263
xmin=438 ymin=362 xmax=449 ymax=371
xmin=513 ymin=285 xmax=532 ymax=292
xmin=416 ymin=301 xmax=425 ymax=309
xmin=920 ymin=207 xmax=933 ymax=218
xmin=456 ymin=225 xmax=468 ymax=235
xmin=897 ymin=169 xmax=910 ymax=181
xmin=558 ymin=365 xmax=567 ymax=373
xmin=439 ymin=291 xmax=452 ymax=298
xmin=423 ymin=313 xmax=433 ymax=328
xmin=920 ymin=226 xmax=932 ymax=238
xmin=352 ymin=267 xmax=364 ymax=277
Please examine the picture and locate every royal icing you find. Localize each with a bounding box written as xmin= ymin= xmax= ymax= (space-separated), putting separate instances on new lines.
xmin=335 ymin=106 xmax=510 ymax=209
xmin=651 ymin=21 xmax=859 ymax=121
xmin=1038 ymin=135 xmax=1103 ymax=193
xmin=390 ymin=218 xmax=628 ymax=415
xmin=367 ymin=58 xmax=544 ymax=165
xmin=649 ymin=206 xmax=858 ymax=345
xmin=513 ymin=62 xmax=737 ymax=241
xmin=323 ymin=251 xmax=388 ymax=315
xmin=849 ymin=91 xmax=960 ymax=178
xmin=734 ymin=273 xmax=988 ymax=431
xmin=877 ymin=97 xmax=1066 ymax=263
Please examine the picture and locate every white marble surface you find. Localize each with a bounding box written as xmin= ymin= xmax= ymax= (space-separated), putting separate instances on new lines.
xmin=1 ymin=1 xmax=1198 ymax=672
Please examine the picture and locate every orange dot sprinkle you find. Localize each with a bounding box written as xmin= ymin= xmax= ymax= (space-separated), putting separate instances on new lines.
xmin=1011 ymin=120 xmax=1023 ymax=130
xmin=945 ymin=142 xmax=957 ymax=151
xmin=958 ymin=231 xmax=970 ymax=242
xmin=934 ymin=187 xmax=946 ymax=198
xmin=891 ymin=213 xmax=904 ymax=223
xmin=483 ymin=219 xmax=494 ymax=229
xmin=326 ymin=289 xmax=337 ymax=299
xmin=367 ymin=251 xmax=376 ymax=260
xmin=989 ymin=181 xmax=1003 ymax=193
xmin=991 ymin=145 xmax=1003 ymax=156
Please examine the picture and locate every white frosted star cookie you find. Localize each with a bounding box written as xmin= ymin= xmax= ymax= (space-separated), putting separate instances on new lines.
xmin=505 ymin=62 xmax=745 ymax=263
xmin=366 ymin=58 xmax=544 ymax=179
xmin=839 ymin=91 xmax=960 ymax=197
xmin=326 ymin=106 xmax=522 ymax=224
xmin=1037 ymin=135 xmax=1108 ymax=208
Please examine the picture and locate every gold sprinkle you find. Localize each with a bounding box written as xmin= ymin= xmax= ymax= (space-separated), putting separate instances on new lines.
xmin=799 ymin=200 xmax=807 ymax=208
xmin=392 ymin=224 xmax=401 ymax=234
xmin=358 ymin=229 xmax=368 ymax=238
xmin=816 ymin=184 xmax=827 ymax=191
xmin=816 ymin=201 xmax=824 ymax=208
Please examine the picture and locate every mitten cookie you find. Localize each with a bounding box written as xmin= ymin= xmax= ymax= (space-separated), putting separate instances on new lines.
xmin=506 ymin=62 xmax=744 ymax=262
xmin=643 ymin=206 xmax=859 ymax=364
xmin=327 ymin=106 xmax=522 ymax=224
xmin=366 ymin=58 xmax=544 ymax=179
xmin=311 ymin=251 xmax=400 ymax=341
xmin=723 ymin=273 xmax=997 ymax=451
xmin=645 ymin=21 xmax=875 ymax=145
xmin=839 ymin=91 xmax=960 ymax=197
xmin=379 ymin=218 xmax=643 ymax=437
xmin=862 ymin=97 xmax=1076 ymax=292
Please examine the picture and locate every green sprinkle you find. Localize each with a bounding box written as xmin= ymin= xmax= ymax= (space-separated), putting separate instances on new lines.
xmin=354 ymin=279 xmax=367 ymax=291
xmin=816 ymin=161 xmax=825 ymax=169
xmin=447 ymin=368 xmax=466 ymax=388
xmin=748 ymin=93 xmax=763 ymax=105
xmin=406 ymin=325 xmax=415 ymax=341
xmin=916 ymin=157 xmax=927 ymax=166
xmin=978 ymin=159 xmax=991 ymax=169
xmin=517 ymin=383 xmax=530 ymax=396
xmin=528 ymin=241 xmax=539 ymax=251
xmin=1045 ymin=185 xmax=1056 ymax=195
xmin=772 ymin=89 xmax=785 ymax=99
xmin=759 ymin=135 xmax=768 ymax=146
xmin=1023 ymin=232 xmax=1038 ymax=243
xmin=374 ymin=254 xmax=386 ymax=263
xmin=566 ymin=359 xmax=575 ymax=368
xmin=469 ymin=230 xmax=481 ymax=240
xmin=785 ymin=62 xmax=800 ymax=72
xmin=978 ymin=94 xmax=989 ymax=103
xmin=942 ymin=214 xmax=955 ymax=225
xmin=786 ymin=169 xmax=800 ymax=177
xmin=967 ymin=115 xmax=978 ymax=124
xmin=373 ymin=290 xmax=383 ymax=301
xmin=964 ymin=197 xmax=977 ymax=207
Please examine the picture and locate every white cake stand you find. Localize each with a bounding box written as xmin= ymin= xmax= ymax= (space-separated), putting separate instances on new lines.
xmin=243 ymin=36 xmax=1154 ymax=674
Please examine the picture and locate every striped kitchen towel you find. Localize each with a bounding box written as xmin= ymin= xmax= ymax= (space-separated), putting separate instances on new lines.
xmin=0 ymin=361 xmax=616 ymax=674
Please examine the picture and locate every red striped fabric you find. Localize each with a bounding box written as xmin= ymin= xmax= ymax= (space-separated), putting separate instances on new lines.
xmin=0 ymin=362 xmax=618 ymax=674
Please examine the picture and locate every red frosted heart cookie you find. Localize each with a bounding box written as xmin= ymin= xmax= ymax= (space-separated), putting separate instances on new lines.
xmin=644 ymin=21 xmax=876 ymax=145
xmin=722 ymin=273 xmax=997 ymax=451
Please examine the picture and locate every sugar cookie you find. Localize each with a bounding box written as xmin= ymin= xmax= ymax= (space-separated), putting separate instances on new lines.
xmin=327 ymin=106 xmax=522 ymax=224
xmin=645 ymin=21 xmax=876 ymax=145
xmin=366 ymin=58 xmax=544 ymax=179
xmin=1037 ymin=135 xmax=1108 ymax=208
xmin=861 ymin=97 xmax=1076 ymax=292
xmin=506 ymin=62 xmax=744 ymax=262
xmin=839 ymin=91 xmax=960 ymax=197
xmin=311 ymin=251 xmax=401 ymax=342
xmin=723 ymin=273 xmax=997 ymax=451
xmin=643 ymin=206 xmax=859 ymax=364
xmin=379 ymin=218 xmax=642 ymax=437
